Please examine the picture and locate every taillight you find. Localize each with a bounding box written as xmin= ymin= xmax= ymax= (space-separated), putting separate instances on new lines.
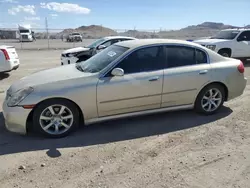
xmin=237 ymin=61 xmax=244 ymax=73
xmin=1 ymin=49 xmax=10 ymax=60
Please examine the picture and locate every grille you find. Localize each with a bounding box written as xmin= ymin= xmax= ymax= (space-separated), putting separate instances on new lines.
xmin=21 ymin=35 xmax=28 ymax=39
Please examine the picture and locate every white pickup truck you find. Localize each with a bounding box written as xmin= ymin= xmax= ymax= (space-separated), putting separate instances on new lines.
xmin=194 ymin=28 xmax=250 ymax=61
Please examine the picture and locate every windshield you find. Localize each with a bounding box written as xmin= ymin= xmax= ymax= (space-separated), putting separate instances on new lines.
xmin=78 ymin=45 xmax=129 ymax=73
xmin=87 ymin=38 xmax=106 ymax=48
xmin=19 ymin=29 xmax=30 ymax=33
xmin=72 ymin=33 xmax=80 ymax=35
xmin=211 ymin=30 xmax=240 ymax=40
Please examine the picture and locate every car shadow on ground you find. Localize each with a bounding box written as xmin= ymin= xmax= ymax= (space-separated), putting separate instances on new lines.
xmin=0 ymin=73 xmax=10 ymax=81
xmin=0 ymin=107 xmax=233 ymax=157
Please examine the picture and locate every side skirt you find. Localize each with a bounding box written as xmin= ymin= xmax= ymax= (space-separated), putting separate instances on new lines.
xmin=85 ymin=104 xmax=194 ymax=125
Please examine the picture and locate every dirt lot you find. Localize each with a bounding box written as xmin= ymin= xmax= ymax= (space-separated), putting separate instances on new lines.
xmin=1 ymin=50 xmax=250 ymax=188
xmin=0 ymin=39 xmax=96 ymax=50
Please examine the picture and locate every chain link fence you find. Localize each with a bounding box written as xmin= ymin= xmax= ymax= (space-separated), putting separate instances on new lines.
xmin=0 ymin=27 xmax=215 ymax=50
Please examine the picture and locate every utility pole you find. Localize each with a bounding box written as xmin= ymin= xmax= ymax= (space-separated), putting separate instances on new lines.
xmin=45 ymin=17 xmax=50 ymax=49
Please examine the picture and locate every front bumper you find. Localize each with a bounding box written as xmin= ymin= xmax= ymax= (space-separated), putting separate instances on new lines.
xmin=20 ymin=38 xmax=33 ymax=42
xmin=2 ymin=100 xmax=32 ymax=134
xmin=61 ymin=56 xmax=79 ymax=65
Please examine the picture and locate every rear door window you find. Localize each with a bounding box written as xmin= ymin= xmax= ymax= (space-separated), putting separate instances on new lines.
xmin=165 ymin=46 xmax=207 ymax=68
xmin=165 ymin=46 xmax=195 ymax=68
xmin=196 ymin=49 xmax=207 ymax=64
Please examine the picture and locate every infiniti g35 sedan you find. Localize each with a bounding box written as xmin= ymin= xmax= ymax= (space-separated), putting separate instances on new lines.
xmin=3 ymin=39 xmax=247 ymax=138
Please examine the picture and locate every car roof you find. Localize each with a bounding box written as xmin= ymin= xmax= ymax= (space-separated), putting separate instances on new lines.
xmin=116 ymin=39 xmax=204 ymax=49
xmin=115 ymin=39 xmax=227 ymax=63
xmin=104 ymin=36 xmax=136 ymax=40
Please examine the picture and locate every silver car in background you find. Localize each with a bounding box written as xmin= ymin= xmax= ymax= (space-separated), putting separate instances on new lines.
xmin=3 ymin=39 xmax=247 ymax=138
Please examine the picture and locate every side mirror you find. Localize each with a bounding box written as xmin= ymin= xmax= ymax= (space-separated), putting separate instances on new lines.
xmin=97 ymin=45 xmax=106 ymax=50
xmin=111 ymin=68 xmax=124 ymax=76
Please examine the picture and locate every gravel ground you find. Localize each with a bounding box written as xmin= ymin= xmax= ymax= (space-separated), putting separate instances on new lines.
xmin=1 ymin=50 xmax=250 ymax=188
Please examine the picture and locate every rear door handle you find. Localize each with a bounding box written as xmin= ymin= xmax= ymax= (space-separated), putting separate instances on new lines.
xmin=199 ymin=70 xmax=208 ymax=75
xmin=148 ymin=76 xmax=160 ymax=82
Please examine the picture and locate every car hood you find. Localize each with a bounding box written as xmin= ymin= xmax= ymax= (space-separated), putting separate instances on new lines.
xmin=9 ymin=64 xmax=94 ymax=93
xmin=193 ymin=38 xmax=231 ymax=45
xmin=62 ymin=47 xmax=90 ymax=54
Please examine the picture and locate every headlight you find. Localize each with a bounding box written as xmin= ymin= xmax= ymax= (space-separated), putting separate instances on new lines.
xmin=67 ymin=52 xmax=78 ymax=57
xmin=206 ymin=45 xmax=216 ymax=51
xmin=7 ymin=87 xmax=34 ymax=107
xmin=68 ymin=53 xmax=74 ymax=57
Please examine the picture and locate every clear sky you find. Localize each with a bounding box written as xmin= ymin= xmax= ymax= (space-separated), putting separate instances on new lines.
xmin=0 ymin=0 xmax=250 ymax=30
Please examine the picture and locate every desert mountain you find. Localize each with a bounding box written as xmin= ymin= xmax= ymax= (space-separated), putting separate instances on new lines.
xmin=59 ymin=25 xmax=117 ymax=38
xmin=3 ymin=22 xmax=249 ymax=40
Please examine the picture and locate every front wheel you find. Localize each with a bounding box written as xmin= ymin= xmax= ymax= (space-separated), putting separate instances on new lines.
xmin=33 ymin=99 xmax=80 ymax=138
xmin=195 ymin=84 xmax=225 ymax=115
xmin=218 ymin=49 xmax=231 ymax=57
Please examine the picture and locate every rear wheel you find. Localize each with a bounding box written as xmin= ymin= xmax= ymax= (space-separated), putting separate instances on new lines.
xmin=195 ymin=84 xmax=225 ymax=115
xmin=33 ymin=99 xmax=79 ymax=138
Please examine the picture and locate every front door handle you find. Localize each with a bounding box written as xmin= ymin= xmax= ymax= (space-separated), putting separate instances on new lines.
xmin=148 ymin=76 xmax=160 ymax=82
xmin=199 ymin=70 xmax=208 ymax=75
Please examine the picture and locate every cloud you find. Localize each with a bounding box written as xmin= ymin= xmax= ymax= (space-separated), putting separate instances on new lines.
xmin=0 ymin=0 xmax=18 ymax=3
xmin=24 ymin=16 xmax=40 ymax=21
xmin=19 ymin=22 xmax=41 ymax=27
xmin=40 ymin=2 xmax=90 ymax=14
xmin=50 ymin=13 xmax=58 ymax=17
xmin=8 ymin=5 xmax=35 ymax=15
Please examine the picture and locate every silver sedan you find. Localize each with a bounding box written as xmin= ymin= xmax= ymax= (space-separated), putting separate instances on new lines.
xmin=2 ymin=39 xmax=247 ymax=138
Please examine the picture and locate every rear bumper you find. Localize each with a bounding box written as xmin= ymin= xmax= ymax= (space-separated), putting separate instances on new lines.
xmin=2 ymin=100 xmax=31 ymax=134
xmin=227 ymin=77 xmax=247 ymax=100
xmin=0 ymin=59 xmax=19 ymax=73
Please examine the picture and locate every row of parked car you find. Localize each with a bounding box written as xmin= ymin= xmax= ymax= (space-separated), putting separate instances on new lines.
xmin=61 ymin=28 xmax=250 ymax=66
xmin=0 ymin=28 xmax=249 ymax=138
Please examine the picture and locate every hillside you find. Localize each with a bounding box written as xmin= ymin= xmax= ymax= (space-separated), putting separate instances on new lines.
xmin=126 ymin=22 xmax=250 ymax=40
xmin=59 ymin=25 xmax=117 ymax=38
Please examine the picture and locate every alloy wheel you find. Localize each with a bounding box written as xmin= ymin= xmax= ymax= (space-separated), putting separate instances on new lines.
xmin=39 ymin=105 xmax=74 ymax=135
xmin=201 ymin=88 xmax=222 ymax=112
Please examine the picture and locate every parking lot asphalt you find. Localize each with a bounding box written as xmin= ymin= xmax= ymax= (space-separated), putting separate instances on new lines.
xmin=1 ymin=50 xmax=250 ymax=188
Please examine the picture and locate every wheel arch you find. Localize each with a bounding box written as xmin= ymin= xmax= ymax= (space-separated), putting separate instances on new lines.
xmin=218 ymin=48 xmax=232 ymax=57
xmin=26 ymin=97 xmax=85 ymax=133
xmin=195 ymin=81 xmax=229 ymax=103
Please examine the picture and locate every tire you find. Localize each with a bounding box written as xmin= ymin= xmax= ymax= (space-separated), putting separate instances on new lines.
xmin=195 ymin=84 xmax=225 ymax=115
xmin=218 ymin=49 xmax=231 ymax=57
xmin=33 ymin=99 xmax=80 ymax=138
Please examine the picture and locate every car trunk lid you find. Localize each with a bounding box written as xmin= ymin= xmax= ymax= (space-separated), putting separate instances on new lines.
xmin=0 ymin=45 xmax=18 ymax=60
